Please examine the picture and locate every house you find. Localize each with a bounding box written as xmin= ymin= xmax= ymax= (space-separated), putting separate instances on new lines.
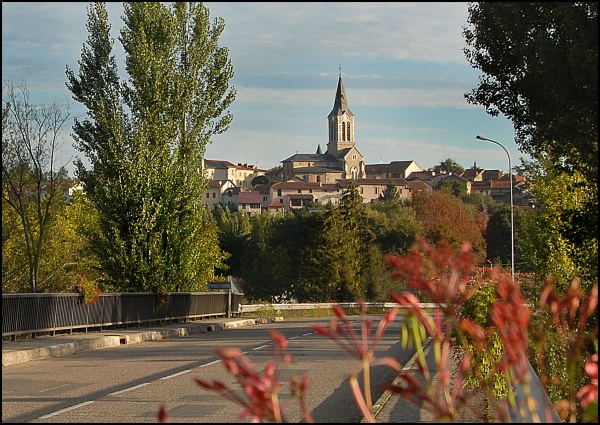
xmin=269 ymin=180 xmax=344 ymax=212
xmin=237 ymin=190 xmax=262 ymax=215
xmin=338 ymin=178 xmax=413 ymax=203
xmin=234 ymin=163 xmax=267 ymax=188
xmin=202 ymin=179 xmax=236 ymax=209
xmin=203 ymin=159 xmax=237 ymax=181
xmin=365 ymin=160 xmax=423 ymax=180
xmin=254 ymin=184 xmax=272 ymax=210
xmin=459 ymin=168 xmax=485 ymax=182
xmin=263 ymin=166 xmax=284 ymax=184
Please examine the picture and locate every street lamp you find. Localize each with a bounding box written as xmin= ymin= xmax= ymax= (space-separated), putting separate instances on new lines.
xmin=476 ymin=135 xmax=514 ymax=280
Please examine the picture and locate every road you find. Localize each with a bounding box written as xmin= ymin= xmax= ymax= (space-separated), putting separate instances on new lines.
xmin=2 ymin=315 xmax=416 ymax=423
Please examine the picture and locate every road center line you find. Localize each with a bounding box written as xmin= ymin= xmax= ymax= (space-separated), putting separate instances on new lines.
xmin=108 ymin=383 xmax=149 ymax=395
xmin=38 ymin=401 xmax=94 ymax=419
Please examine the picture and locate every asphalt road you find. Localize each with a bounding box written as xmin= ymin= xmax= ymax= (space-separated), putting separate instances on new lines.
xmin=2 ymin=316 xmax=416 ymax=423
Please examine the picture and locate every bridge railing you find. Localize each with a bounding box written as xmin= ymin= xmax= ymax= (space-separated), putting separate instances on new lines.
xmin=2 ymin=292 xmax=244 ymax=338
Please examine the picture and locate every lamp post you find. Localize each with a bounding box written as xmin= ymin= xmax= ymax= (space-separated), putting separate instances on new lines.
xmin=476 ymin=135 xmax=514 ymax=280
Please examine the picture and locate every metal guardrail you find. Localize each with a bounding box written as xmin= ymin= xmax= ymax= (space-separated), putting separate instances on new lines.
xmin=239 ymin=301 xmax=439 ymax=313
xmin=2 ymin=292 xmax=244 ymax=338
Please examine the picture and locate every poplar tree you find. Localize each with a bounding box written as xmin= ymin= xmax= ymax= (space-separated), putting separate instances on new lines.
xmin=65 ymin=2 xmax=235 ymax=291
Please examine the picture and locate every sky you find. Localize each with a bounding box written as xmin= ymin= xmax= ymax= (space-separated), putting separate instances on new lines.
xmin=2 ymin=2 xmax=530 ymax=175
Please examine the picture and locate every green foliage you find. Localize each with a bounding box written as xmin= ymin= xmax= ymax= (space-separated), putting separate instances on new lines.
xmin=65 ymin=2 xmax=235 ymax=291
xmin=528 ymin=309 xmax=591 ymax=417
xmin=301 ymin=182 xmax=374 ymax=302
xmin=434 ymin=158 xmax=465 ymax=175
xmin=364 ymin=200 xmax=421 ymax=255
xmin=438 ymin=179 xmax=467 ymax=198
xmin=459 ymin=274 xmax=508 ymax=401
xmin=518 ymin=157 xmax=597 ymax=295
xmin=251 ymin=175 xmax=269 ymax=187
xmin=378 ymin=179 xmax=400 ymax=203
xmin=464 ymin=2 xmax=598 ymax=186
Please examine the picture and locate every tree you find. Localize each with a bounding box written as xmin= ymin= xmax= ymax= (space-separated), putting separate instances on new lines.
xmin=301 ymin=182 xmax=374 ymax=302
xmin=378 ymin=179 xmax=400 ymax=203
xmin=2 ymin=81 xmax=71 ymax=292
xmin=65 ymin=3 xmax=235 ymax=291
xmin=410 ymin=190 xmax=487 ymax=261
xmin=438 ymin=178 xmax=468 ymax=198
xmin=251 ymin=175 xmax=269 ymax=187
xmin=518 ymin=156 xmax=597 ymax=295
xmin=433 ymin=158 xmax=465 ymax=175
xmin=463 ymin=2 xmax=598 ymax=185
xmin=464 ymin=2 xmax=597 ymax=295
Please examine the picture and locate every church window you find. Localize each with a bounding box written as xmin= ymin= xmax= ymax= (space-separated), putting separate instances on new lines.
xmin=342 ymin=122 xmax=346 ymax=141
xmin=347 ymin=122 xmax=351 ymax=141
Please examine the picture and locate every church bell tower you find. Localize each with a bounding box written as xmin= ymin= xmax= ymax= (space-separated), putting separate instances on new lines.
xmin=326 ymin=71 xmax=355 ymax=156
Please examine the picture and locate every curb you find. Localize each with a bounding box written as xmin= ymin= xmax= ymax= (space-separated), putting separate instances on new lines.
xmin=2 ymin=316 xmax=283 ymax=367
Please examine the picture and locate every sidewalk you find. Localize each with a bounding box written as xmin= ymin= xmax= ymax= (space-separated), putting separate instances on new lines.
xmin=2 ymin=316 xmax=281 ymax=367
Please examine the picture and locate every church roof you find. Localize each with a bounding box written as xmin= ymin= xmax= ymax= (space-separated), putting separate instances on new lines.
xmin=328 ymin=73 xmax=354 ymax=119
xmin=282 ymin=152 xmax=338 ymax=163
xmin=292 ymin=165 xmax=343 ymax=174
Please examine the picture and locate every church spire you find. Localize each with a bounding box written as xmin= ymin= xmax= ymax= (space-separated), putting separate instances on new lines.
xmin=329 ymin=71 xmax=351 ymax=117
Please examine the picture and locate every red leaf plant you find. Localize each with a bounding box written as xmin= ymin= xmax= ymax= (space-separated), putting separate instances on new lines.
xmin=193 ymin=329 xmax=312 ymax=423
xmin=156 ymin=237 xmax=598 ymax=423
xmin=310 ymin=299 xmax=399 ymax=422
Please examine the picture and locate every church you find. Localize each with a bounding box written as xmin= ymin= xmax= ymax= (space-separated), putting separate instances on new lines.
xmin=280 ymin=73 xmax=366 ymax=183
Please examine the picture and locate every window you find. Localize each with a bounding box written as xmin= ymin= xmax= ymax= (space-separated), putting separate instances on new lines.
xmin=298 ymin=189 xmax=302 ymax=193
xmin=374 ymin=187 xmax=378 ymax=194
xmin=206 ymin=193 xmax=210 ymax=199
xmin=316 ymin=176 xmax=321 ymax=183
xmin=291 ymin=199 xmax=302 ymax=207
xmin=263 ymin=196 xmax=267 ymax=202
xmin=342 ymin=121 xmax=346 ymax=141
xmin=212 ymin=192 xmax=216 ymax=198
xmin=347 ymin=122 xmax=351 ymax=141
xmin=277 ymin=189 xmax=282 ymax=196
xmin=352 ymin=154 xmax=357 ymax=160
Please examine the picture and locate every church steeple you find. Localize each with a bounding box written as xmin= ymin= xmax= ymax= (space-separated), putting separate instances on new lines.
xmin=326 ymin=70 xmax=355 ymax=156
